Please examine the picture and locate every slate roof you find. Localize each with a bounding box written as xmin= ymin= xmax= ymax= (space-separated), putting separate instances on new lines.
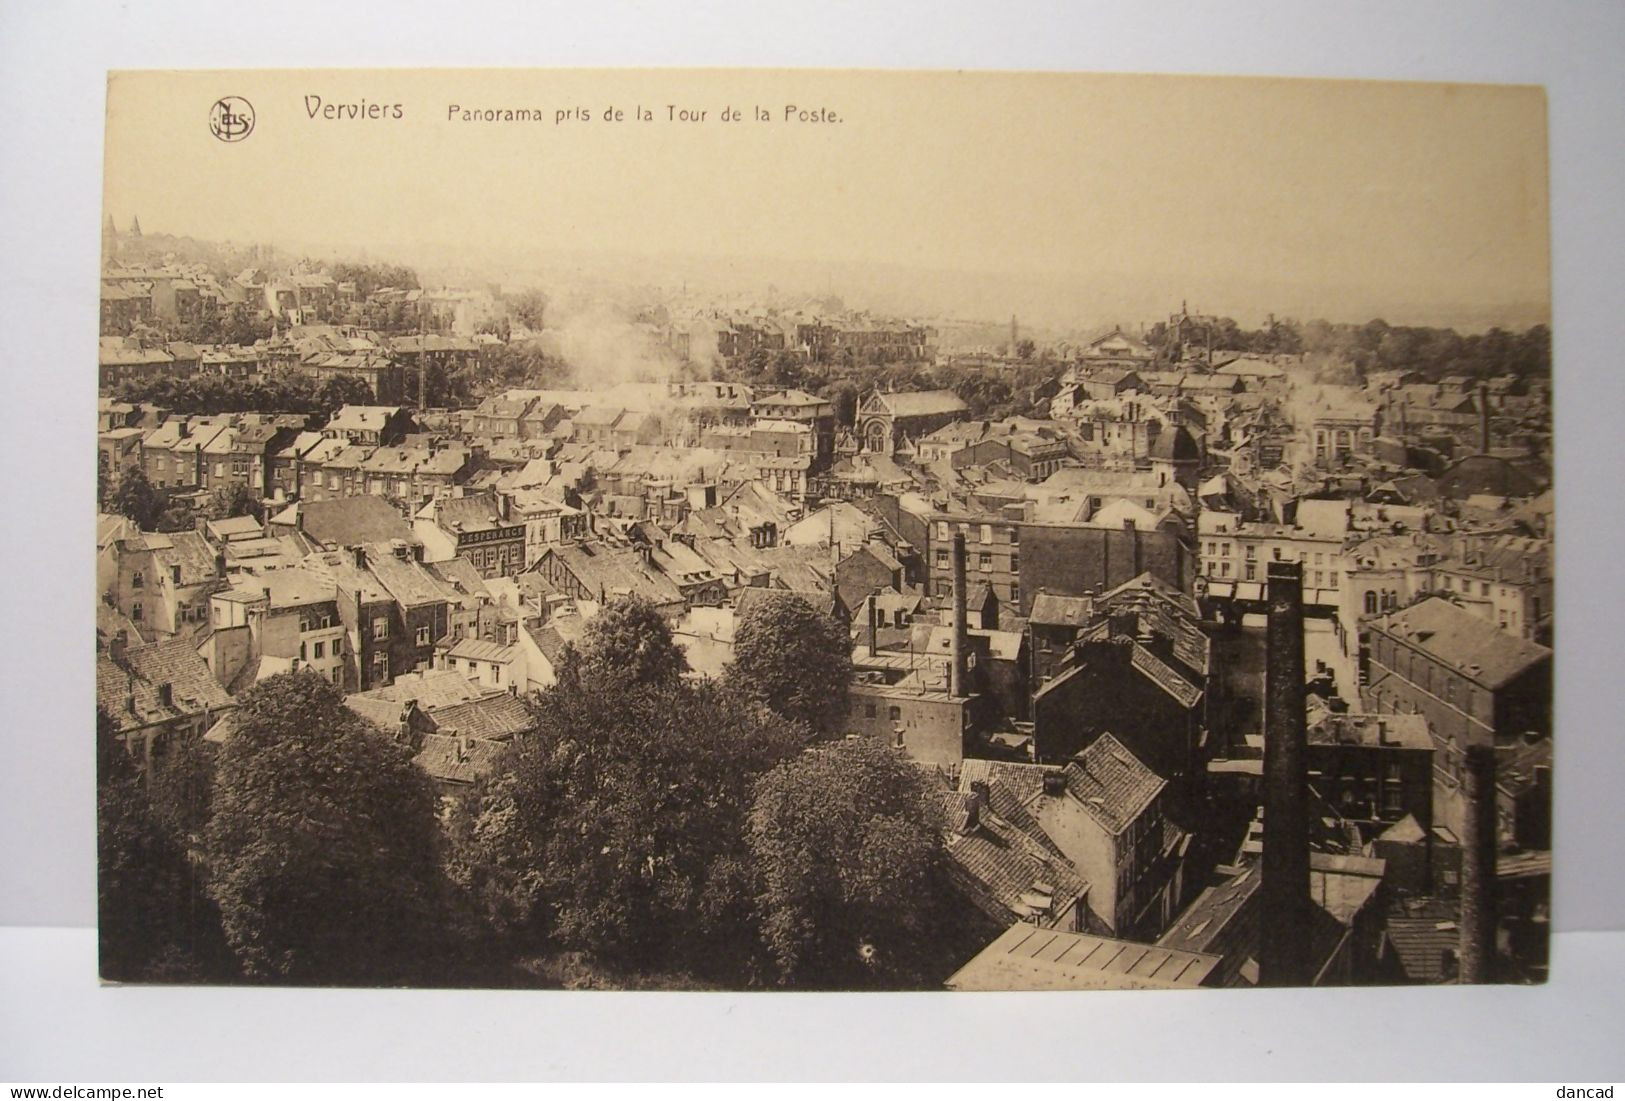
xmin=1130 ymin=644 xmax=1204 ymax=710
xmin=413 ymin=734 xmax=508 ymax=785
xmin=942 ymin=788 xmax=1090 ymax=926
xmin=285 ymin=496 xmax=414 ymax=547
xmin=428 ymin=695 xmax=533 ymax=740
xmin=871 ymin=389 xmax=968 ymax=418
xmin=97 ymin=638 xmax=235 ymax=735
xmin=348 ymin=669 xmax=496 ymax=709
xmin=1029 ymin=592 xmax=1095 ymax=628
xmin=366 ymin=549 xmax=452 ymax=608
xmin=444 ymin=637 xmax=517 ymax=665
xmin=1382 ymin=897 xmax=1463 ymax=984
xmin=1063 ymin=733 xmax=1166 ymax=835
xmin=1156 ymin=865 xmax=1260 ymax=955
xmin=1370 ymin=597 xmax=1551 ymax=689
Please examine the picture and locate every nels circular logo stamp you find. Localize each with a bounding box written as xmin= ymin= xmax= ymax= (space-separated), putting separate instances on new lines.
xmin=209 ymin=96 xmax=255 ymax=142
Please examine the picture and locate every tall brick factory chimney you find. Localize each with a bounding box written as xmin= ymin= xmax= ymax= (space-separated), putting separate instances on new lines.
xmin=950 ymin=531 xmax=969 ymax=698
xmin=1460 ymin=743 xmax=1499 ymax=983
xmin=1478 ymin=381 xmax=1492 ymax=455
xmin=1261 ymin=560 xmax=1311 ymax=987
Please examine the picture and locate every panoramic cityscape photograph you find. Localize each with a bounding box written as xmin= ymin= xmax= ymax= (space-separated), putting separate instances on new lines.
xmin=93 ymin=67 xmax=1553 ymax=993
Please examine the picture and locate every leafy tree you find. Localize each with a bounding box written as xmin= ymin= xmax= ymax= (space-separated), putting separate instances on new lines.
xmin=109 ymin=465 xmax=166 ymax=529
xmin=557 ymin=596 xmax=687 ymax=692
xmin=97 ymin=709 xmax=231 ymax=982
xmin=203 ymin=670 xmax=446 ymax=984
xmin=728 ymin=593 xmax=853 ymax=736
xmin=944 ymin=371 xmax=1013 ymax=419
xmin=507 ymin=289 xmax=547 ymax=331
xmin=824 ymin=381 xmax=860 ymax=427
xmin=315 ymin=374 xmax=376 ymax=418
xmin=746 ymin=737 xmax=950 ymax=988
xmin=204 ymin=483 xmax=263 ymax=523
xmin=767 ymin=350 xmax=804 ymax=389
xmin=743 ymin=346 xmax=772 ymax=380
xmin=1015 ymin=338 xmax=1036 ymax=360
xmin=462 ymin=679 xmax=806 ymax=977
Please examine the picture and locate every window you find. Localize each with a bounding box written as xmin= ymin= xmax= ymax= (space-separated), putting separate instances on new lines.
xmin=313 ymin=641 xmax=325 ymax=659
xmin=1221 ymin=543 xmax=1231 ymax=557
xmin=415 ymin=625 xmax=431 ymax=646
xmin=493 ymin=666 xmax=502 ymax=685
xmin=979 ymin=553 xmax=992 ymax=572
xmin=935 ymin=550 xmax=948 ymax=567
xmin=1245 ymin=545 xmax=1256 ymax=560
xmin=1481 ymin=582 xmax=1490 ymax=597
xmin=131 ymin=571 xmax=144 ymax=589
xmin=1009 ymin=554 xmax=1019 ymax=574
xmin=331 ymin=667 xmax=342 ymax=685
xmin=1245 ymin=563 xmax=1256 ymax=581
xmin=888 ymin=706 xmax=901 ymax=722
xmin=980 ymin=524 xmax=993 ymax=544
xmin=1273 ymin=547 xmax=1283 ymax=561
xmin=131 ymin=602 xmax=142 ymax=621
xmin=373 ymin=617 xmax=389 ymax=640
xmin=171 ymin=565 xmax=181 ymax=584
xmin=1008 ymin=527 xmax=1018 ymax=545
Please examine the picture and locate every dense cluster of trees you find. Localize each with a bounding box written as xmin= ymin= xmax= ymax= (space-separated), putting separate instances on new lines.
xmin=97 ymin=593 xmax=962 ymax=989
xmin=102 ymin=465 xmax=268 ymax=532
xmin=116 ymin=370 xmax=372 ymax=419
xmin=327 ymin=262 xmax=420 ymax=298
xmin=810 ymin=361 xmax=1052 ymax=424
xmin=131 ymin=303 xmax=276 ymax=348
xmin=1144 ymin=316 xmax=1551 ymax=383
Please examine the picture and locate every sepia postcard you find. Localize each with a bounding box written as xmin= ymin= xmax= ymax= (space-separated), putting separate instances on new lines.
xmin=95 ymin=68 xmax=1551 ymax=992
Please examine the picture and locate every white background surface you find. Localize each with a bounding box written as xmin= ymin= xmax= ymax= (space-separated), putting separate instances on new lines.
xmin=0 ymin=0 xmax=1620 ymax=1080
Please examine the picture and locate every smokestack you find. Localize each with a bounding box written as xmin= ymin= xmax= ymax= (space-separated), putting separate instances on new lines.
xmin=1460 ymin=744 xmax=1499 ymax=983
xmin=1260 ymin=560 xmax=1311 ymax=987
xmin=1478 ymin=381 xmax=1491 ymax=455
xmin=951 ymin=531 xmax=968 ymax=698
xmin=419 ymin=361 xmax=428 ymax=411
xmin=867 ymin=597 xmax=878 ymax=657
xmin=1125 ymin=517 xmax=1140 ymax=577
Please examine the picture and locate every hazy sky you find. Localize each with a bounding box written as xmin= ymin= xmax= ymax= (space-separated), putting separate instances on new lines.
xmin=104 ymin=69 xmax=1549 ymax=329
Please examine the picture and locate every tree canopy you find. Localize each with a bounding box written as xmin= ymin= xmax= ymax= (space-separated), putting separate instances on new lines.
xmin=97 ymin=709 xmax=232 ymax=982
xmin=728 ymin=593 xmax=853 ymax=736
xmin=557 ymin=595 xmax=688 ymax=692
xmin=746 ymin=737 xmax=951 ymax=988
xmin=107 ymin=465 xmax=166 ymax=529
xmin=203 ymin=670 xmax=446 ymax=984
xmin=454 ymin=677 xmax=807 ymax=979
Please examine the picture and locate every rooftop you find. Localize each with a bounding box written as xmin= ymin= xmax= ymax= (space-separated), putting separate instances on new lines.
xmin=946 ymin=924 xmax=1218 ymax=991
xmin=1371 ymin=597 xmax=1551 ymax=688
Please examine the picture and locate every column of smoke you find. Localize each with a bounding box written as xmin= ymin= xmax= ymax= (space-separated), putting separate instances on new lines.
xmin=535 ymin=300 xmax=720 ymax=392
